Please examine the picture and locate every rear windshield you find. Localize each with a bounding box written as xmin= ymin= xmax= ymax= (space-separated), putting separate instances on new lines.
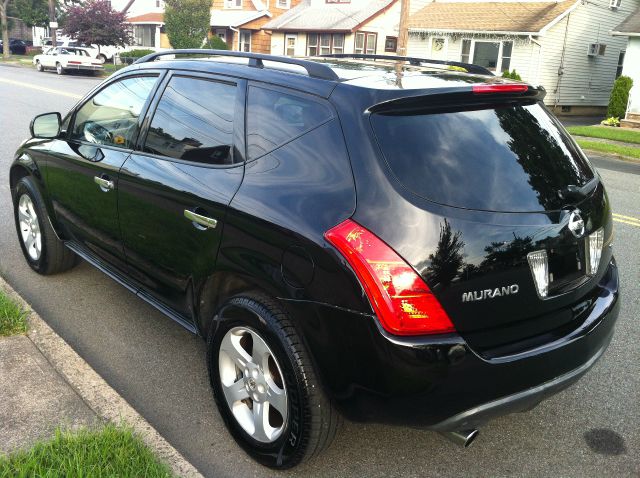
xmin=370 ymin=103 xmax=595 ymax=212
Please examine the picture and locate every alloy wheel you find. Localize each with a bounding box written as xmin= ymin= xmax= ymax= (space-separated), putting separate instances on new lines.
xmin=218 ymin=326 xmax=288 ymax=443
xmin=18 ymin=194 xmax=42 ymax=261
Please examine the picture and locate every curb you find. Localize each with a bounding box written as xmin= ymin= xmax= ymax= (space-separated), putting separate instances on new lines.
xmin=0 ymin=276 xmax=204 ymax=478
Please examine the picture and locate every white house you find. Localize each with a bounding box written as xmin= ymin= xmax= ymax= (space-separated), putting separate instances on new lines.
xmin=407 ymin=0 xmax=639 ymax=115
xmin=612 ymin=7 xmax=640 ymax=126
xmin=263 ymin=0 xmax=401 ymax=58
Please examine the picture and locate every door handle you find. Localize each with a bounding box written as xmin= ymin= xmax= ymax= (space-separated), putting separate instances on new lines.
xmin=94 ymin=175 xmax=114 ymax=192
xmin=184 ymin=209 xmax=217 ymax=230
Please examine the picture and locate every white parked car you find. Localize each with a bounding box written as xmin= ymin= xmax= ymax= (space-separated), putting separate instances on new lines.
xmin=42 ymin=37 xmax=122 ymax=62
xmin=33 ymin=47 xmax=104 ymax=75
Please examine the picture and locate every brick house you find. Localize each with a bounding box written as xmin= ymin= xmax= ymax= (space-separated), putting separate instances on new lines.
xmin=210 ymin=0 xmax=302 ymax=53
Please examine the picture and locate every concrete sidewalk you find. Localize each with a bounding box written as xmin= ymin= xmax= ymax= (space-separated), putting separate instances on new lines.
xmin=0 ymin=277 xmax=203 ymax=477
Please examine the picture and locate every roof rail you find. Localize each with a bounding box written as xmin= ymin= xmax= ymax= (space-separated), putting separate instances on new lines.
xmin=319 ymin=53 xmax=494 ymax=76
xmin=133 ymin=49 xmax=340 ymax=81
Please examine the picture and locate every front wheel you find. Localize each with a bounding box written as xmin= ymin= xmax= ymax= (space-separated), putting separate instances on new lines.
xmin=208 ymin=294 xmax=341 ymax=469
xmin=56 ymin=62 xmax=65 ymax=75
xmin=13 ymin=176 xmax=78 ymax=275
xmin=36 ymin=60 xmax=43 ymax=72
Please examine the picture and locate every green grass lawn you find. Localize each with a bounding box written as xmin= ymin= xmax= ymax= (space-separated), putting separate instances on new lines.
xmin=0 ymin=289 xmax=28 ymax=336
xmin=567 ymin=125 xmax=640 ymax=145
xmin=0 ymin=424 xmax=174 ymax=477
xmin=575 ymin=139 xmax=640 ymax=160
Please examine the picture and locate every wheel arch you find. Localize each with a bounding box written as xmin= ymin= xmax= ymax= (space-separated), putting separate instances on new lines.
xmin=10 ymin=157 xmax=64 ymax=240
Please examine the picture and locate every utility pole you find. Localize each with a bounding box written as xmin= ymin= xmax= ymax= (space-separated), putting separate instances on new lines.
xmin=397 ymin=0 xmax=410 ymax=56
xmin=48 ymin=0 xmax=57 ymax=47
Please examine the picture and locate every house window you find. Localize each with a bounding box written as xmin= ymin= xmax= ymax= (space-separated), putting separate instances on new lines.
xmin=133 ymin=25 xmax=156 ymax=47
xmin=285 ymin=34 xmax=296 ymax=56
xmin=384 ymin=36 xmax=397 ymax=53
xmin=616 ymin=50 xmax=625 ymax=77
xmin=609 ymin=0 xmax=621 ymax=8
xmin=461 ymin=39 xmax=471 ymax=63
xmin=355 ymin=32 xmax=377 ymax=54
xmin=307 ymin=33 xmax=318 ymax=55
xmin=307 ymin=33 xmax=344 ymax=55
xmin=277 ymin=0 xmax=290 ymax=8
xmin=215 ymin=29 xmax=226 ymax=42
xmin=463 ymin=40 xmax=513 ymax=72
xmin=225 ymin=0 xmax=242 ymax=8
xmin=239 ymin=30 xmax=251 ymax=52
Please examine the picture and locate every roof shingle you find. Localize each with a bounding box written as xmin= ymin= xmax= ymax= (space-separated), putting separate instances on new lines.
xmin=408 ymin=0 xmax=577 ymax=34
xmin=264 ymin=0 xmax=397 ymax=31
xmin=613 ymin=8 xmax=640 ymax=34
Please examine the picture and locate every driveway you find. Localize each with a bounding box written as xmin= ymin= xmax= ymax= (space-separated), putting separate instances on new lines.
xmin=1 ymin=64 xmax=639 ymax=477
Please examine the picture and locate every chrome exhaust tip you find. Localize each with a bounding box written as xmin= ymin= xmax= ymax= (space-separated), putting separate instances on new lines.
xmin=440 ymin=429 xmax=479 ymax=448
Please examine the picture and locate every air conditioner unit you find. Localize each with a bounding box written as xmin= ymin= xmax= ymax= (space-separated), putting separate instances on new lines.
xmin=609 ymin=0 xmax=621 ymax=9
xmin=588 ymin=43 xmax=606 ymax=57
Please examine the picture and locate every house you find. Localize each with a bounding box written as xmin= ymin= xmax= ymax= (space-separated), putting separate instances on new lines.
xmin=126 ymin=13 xmax=169 ymax=49
xmin=263 ymin=0 xmax=400 ymax=58
xmin=210 ymin=0 xmax=302 ymax=53
xmin=407 ymin=0 xmax=639 ymax=115
xmin=612 ymin=7 xmax=640 ymax=126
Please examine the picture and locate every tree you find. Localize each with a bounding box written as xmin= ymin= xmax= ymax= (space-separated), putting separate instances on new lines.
xmin=12 ymin=0 xmax=49 ymax=27
xmin=607 ymin=75 xmax=633 ymax=120
xmin=1 ymin=0 xmax=11 ymax=59
xmin=164 ymin=0 xmax=210 ymax=49
xmin=61 ymin=0 xmax=131 ymax=52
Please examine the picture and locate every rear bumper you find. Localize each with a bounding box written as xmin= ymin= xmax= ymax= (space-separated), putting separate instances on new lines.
xmin=287 ymin=259 xmax=619 ymax=429
xmin=64 ymin=65 xmax=103 ymax=71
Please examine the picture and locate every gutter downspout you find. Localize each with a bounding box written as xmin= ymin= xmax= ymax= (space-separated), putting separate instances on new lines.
xmin=528 ymin=35 xmax=542 ymax=86
xmin=555 ymin=12 xmax=572 ymax=107
xmin=230 ymin=25 xmax=240 ymax=50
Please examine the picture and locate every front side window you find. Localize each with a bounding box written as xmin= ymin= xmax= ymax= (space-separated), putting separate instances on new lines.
xmin=71 ymin=76 xmax=158 ymax=148
xmin=144 ymin=76 xmax=236 ymax=165
xmin=246 ymin=86 xmax=333 ymax=161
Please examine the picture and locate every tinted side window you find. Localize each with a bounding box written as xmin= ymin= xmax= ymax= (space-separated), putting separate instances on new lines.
xmin=246 ymin=86 xmax=333 ymax=161
xmin=144 ymin=76 xmax=236 ymax=165
xmin=71 ymin=76 xmax=158 ymax=148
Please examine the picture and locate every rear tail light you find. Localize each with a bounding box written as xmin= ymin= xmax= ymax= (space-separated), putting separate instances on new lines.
xmin=527 ymin=250 xmax=549 ymax=298
xmin=473 ymin=84 xmax=528 ymax=94
xmin=586 ymin=228 xmax=604 ymax=276
xmin=324 ymin=219 xmax=455 ymax=336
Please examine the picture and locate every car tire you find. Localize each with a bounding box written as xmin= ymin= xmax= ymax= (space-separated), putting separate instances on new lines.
xmin=13 ymin=176 xmax=78 ymax=275
xmin=56 ymin=62 xmax=65 ymax=75
xmin=207 ymin=293 xmax=341 ymax=469
xmin=36 ymin=60 xmax=43 ymax=72
xmin=98 ymin=54 xmax=107 ymax=63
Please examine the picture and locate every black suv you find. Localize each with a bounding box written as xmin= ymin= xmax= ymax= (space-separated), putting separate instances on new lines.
xmin=10 ymin=50 xmax=619 ymax=469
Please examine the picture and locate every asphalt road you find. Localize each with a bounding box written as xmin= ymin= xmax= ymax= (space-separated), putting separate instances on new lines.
xmin=1 ymin=64 xmax=639 ymax=477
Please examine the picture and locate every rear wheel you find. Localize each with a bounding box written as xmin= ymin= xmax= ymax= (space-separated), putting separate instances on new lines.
xmin=56 ymin=62 xmax=65 ymax=75
xmin=13 ymin=176 xmax=78 ymax=275
xmin=207 ymin=294 xmax=341 ymax=469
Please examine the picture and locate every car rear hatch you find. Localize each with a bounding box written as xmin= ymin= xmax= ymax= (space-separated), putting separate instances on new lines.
xmin=352 ymin=78 xmax=613 ymax=355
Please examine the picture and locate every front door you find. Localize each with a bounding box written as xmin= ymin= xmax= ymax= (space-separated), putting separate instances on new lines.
xmin=118 ymin=72 xmax=245 ymax=318
xmin=46 ymin=74 xmax=161 ymax=268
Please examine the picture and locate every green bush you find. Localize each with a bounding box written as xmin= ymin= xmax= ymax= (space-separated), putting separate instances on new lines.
xmin=204 ymin=35 xmax=228 ymax=50
xmin=607 ymin=75 xmax=633 ymax=119
xmin=600 ymin=116 xmax=620 ymax=127
xmin=501 ymin=69 xmax=522 ymax=81
xmin=120 ymin=48 xmax=155 ymax=59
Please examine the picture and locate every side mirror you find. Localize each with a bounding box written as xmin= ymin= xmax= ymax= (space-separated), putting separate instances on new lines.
xmin=30 ymin=112 xmax=61 ymax=139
